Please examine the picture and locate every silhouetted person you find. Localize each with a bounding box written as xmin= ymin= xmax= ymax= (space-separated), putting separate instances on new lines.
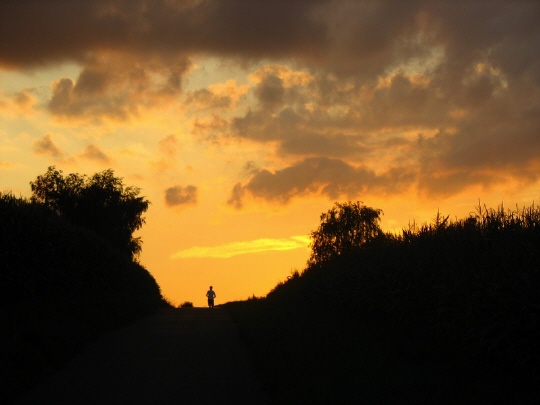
xmin=206 ymin=286 xmax=216 ymax=308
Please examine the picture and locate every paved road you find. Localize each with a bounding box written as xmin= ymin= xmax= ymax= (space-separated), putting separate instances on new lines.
xmin=17 ymin=308 xmax=268 ymax=405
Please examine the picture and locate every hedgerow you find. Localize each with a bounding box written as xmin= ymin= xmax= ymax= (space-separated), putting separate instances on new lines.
xmin=0 ymin=193 xmax=166 ymax=402
xmin=226 ymin=202 xmax=540 ymax=404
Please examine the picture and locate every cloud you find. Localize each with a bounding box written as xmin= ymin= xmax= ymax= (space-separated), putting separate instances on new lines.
xmin=0 ymin=1 xmax=327 ymax=68
xmin=158 ymin=135 xmax=178 ymax=157
xmin=223 ymin=51 xmax=540 ymax=199
xmin=191 ymin=114 xmax=229 ymax=139
xmin=81 ymin=144 xmax=111 ymax=163
xmin=185 ymin=80 xmax=248 ymax=110
xmin=32 ymin=134 xmax=63 ymax=158
xmin=0 ymin=89 xmax=36 ymax=116
xmin=228 ymin=157 xmax=415 ymax=207
xmin=186 ymin=88 xmax=231 ymax=109
xmin=231 ymin=107 xmax=370 ymax=158
xmin=254 ymin=74 xmax=285 ymax=110
xmin=47 ymin=53 xmax=190 ymax=121
xmin=249 ymin=65 xmax=314 ymax=110
xmin=2 ymin=2 xmax=539 ymax=85
xmin=227 ymin=183 xmax=245 ymax=210
xmin=165 ymin=185 xmax=197 ymax=206
xmin=170 ymin=235 xmax=311 ymax=259
xmin=150 ymin=134 xmax=181 ymax=173
xmin=3 ymin=1 xmax=540 ymax=201
xmin=227 ymin=66 xmax=448 ymax=159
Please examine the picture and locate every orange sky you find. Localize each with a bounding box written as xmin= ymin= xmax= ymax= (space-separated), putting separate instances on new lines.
xmin=2 ymin=1 xmax=540 ymax=306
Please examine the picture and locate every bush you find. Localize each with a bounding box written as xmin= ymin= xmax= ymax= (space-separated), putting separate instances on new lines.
xmin=0 ymin=193 xmax=165 ymax=402
xmin=226 ymin=201 xmax=540 ymax=403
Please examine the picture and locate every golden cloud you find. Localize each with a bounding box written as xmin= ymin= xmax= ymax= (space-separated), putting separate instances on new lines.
xmin=47 ymin=53 xmax=191 ymax=122
xmin=32 ymin=134 xmax=63 ymax=158
xmin=170 ymin=235 xmax=311 ymax=259
xmin=0 ymin=89 xmax=37 ymax=116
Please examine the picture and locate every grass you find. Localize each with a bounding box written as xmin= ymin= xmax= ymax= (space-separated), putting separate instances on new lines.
xmin=225 ymin=201 xmax=540 ymax=404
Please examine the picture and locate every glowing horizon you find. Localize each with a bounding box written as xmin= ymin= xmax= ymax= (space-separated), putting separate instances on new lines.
xmin=170 ymin=236 xmax=312 ymax=259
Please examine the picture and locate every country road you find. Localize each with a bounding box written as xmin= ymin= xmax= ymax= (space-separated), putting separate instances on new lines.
xmin=17 ymin=308 xmax=268 ymax=405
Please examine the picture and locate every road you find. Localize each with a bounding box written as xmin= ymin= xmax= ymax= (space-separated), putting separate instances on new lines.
xmin=17 ymin=308 xmax=268 ymax=405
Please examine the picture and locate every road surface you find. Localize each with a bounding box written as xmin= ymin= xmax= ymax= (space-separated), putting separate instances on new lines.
xmin=17 ymin=308 xmax=268 ymax=404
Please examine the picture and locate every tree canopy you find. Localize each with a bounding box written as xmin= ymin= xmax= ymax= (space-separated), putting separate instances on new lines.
xmin=30 ymin=166 xmax=150 ymax=259
xmin=308 ymin=201 xmax=383 ymax=265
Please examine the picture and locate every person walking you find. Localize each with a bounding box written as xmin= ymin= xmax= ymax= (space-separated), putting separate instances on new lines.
xmin=206 ymin=286 xmax=216 ymax=308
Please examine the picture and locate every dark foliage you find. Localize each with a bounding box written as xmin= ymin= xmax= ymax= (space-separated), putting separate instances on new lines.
xmin=0 ymin=192 xmax=166 ymax=402
xmin=308 ymin=201 xmax=383 ymax=265
xmin=30 ymin=166 xmax=149 ymax=259
xmin=226 ymin=202 xmax=540 ymax=404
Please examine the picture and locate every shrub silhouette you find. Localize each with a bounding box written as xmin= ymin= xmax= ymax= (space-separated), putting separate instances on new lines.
xmin=308 ymin=201 xmax=383 ymax=265
xmin=226 ymin=201 xmax=540 ymax=403
xmin=30 ymin=166 xmax=149 ymax=260
xmin=0 ymin=185 xmax=164 ymax=402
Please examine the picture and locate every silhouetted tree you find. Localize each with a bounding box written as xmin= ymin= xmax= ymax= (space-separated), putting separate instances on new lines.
xmin=308 ymin=201 xmax=383 ymax=265
xmin=30 ymin=166 xmax=149 ymax=259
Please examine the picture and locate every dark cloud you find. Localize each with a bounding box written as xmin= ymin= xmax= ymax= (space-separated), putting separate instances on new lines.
xmin=231 ymin=107 xmax=370 ymax=159
xmin=229 ymin=72 xmax=443 ymax=159
xmin=254 ymin=73 xmax=285 ymax=110
xmin=228 ymin=157 xmax=415 ymax=207
xmin=2 ymin=1 xmax=539 ymax=85
xmin=184 ymin=79 xmax=247 ymax=115
xmin=191 ymin=114 xmax=229 ymax=138
xmin=228 ymin=183 xmax=244 ymax=210
xmin=243 ymin=161 xmax=260 ymax=176
xmin=280 ymin=131 xmax=369 ymax=159
xmin=32 ymin=134 xmax=63 ymax=158
xmin=81 ymin=144 xmax=111 ymax=163
xmin=0 ymin=0 xmax=327 ymax=68
xmin=185 ymin=88 xmax=232 ymax=110
xmin=416 ymin=108 xmax=540 ymax=196
xmin=3 ymin=1 xmax=540 ymax=200
xmin=47 ymin=55 xmax=190 ymax=120
xmin=165 ymin=185 xmax=197 ymax=207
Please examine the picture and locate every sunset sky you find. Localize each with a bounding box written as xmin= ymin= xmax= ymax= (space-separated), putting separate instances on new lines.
xmin=2 ymin=1 xmax=540 ymax=306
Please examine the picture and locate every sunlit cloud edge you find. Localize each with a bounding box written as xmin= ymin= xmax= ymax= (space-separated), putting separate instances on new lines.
xmin=170 ymin=235 xmax=311 ymax=259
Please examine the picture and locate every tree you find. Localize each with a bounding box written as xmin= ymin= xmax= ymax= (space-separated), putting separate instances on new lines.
xmin=308 ymin=201 xmax=383 ymax=265
xmin=30 ymin=166 xmax=150 ymax=259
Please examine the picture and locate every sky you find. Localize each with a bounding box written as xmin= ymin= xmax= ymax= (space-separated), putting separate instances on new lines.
xmin=2 ymin=1 xmax=540 ymax=306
